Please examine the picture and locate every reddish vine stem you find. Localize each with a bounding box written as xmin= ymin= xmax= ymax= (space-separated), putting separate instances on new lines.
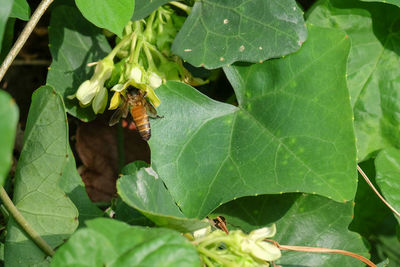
xmin=357 ymin=164 xmax=400 ymax=218
xmin=0 ymin=0 xmax=54 ymax=82
xmin=267 ymin=239 xmax=376 ymax=267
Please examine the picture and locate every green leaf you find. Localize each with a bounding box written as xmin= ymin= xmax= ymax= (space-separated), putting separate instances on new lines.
xmin=132 ymin=0 xmax=170 ymax=20
xmin=10 ymin=0 xmax=30 ymax=20
xmin=114 ymin=197 xmax=155 ymax=226
xmin=375 ymin=147 xmax=400 ymax=224
xmin=75 ymin=0 xmax=134 ymax=37
xmin=0 ymin=90 xmax=18 ymax=186
xmin=349 ymin=159 xmax=392 ymax=236
xmin=51 ymin=218 xmax=202 ymax=267
xmin=0 ymin=18 xmax=15 ymax=63
xmin=46 ymin=3 xmax=111 ymax=122
xmin=117 ymin=162 xmax=208 ymax=232
xmin=59 ymin=148 xmax=103 ymax=226
xmin=360 ymin=0 xmax=400 ymax=7
xmin=172 ymin=0 xmax=307 ymax=69
xmin=151 ymin=25 xmax=356 ymax=218
xmin=4 ymin=86 xmax=78 ymax=266
xmin=213 ymin=194 xmax=369 ymax=266
xmin=0 ymin=0 xmax=13 ymax=52
xmin=307 ymin=0 xmax=400 ymax=161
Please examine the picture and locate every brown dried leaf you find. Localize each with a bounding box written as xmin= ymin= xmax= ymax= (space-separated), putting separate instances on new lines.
xmin=75 ymin=117 xmax=150 ymax=202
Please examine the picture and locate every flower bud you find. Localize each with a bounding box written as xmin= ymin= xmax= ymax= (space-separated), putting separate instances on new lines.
xmin=94 ymin=58 xmax=114 ymax=83
xmin=127 ymin=65 xmax=143 ymax=84
xmin=76 ymin=80 xmax=100 ymax=106
xmin=249 ymin=225 xmax=276 ymax=241
xmin=109 ymin=92 xmax=121 ymax=110
xmin=92 ymin=86 xmax=108 ymax=114
xmin=241 ymin=238 xmax=281 ymax=262
xmin=148 ymin=71 xmax=163 ymax=89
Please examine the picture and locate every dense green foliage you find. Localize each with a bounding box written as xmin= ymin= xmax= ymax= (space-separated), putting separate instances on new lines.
xmin=0 ymin=0 xmax=399 ymax=266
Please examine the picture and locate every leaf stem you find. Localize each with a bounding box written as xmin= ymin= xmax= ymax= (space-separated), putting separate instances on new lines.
xmin=132 ymin=22 xmax=143 ymax=64
xmin=143 ymin=45 xmax=156 ymax=70
xmin=169 ymin=1 xmax=192 ymax=15
xmin=117 ymin=121 xmax=125 ymax=172
xmin=107 ymin=33 xmax=134 ymax=60
xmin=357 ymin=164 xmax=400 ymax=218
xmin=0 ymin=0 xmax=54 ymax=82
xmin=0 ymin=187 xmax=55 ymax=256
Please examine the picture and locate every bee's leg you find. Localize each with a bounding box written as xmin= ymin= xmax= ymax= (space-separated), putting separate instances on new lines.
xmin=146 ymin=102 xmax=164 ymax=119
xmin=149 ymin=114 xmax=163 ymax=119
xmin=147 ymin=109 xmax=163 ymax=119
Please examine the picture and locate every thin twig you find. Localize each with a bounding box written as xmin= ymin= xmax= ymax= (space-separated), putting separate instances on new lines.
xmin=357 ymin=164 xmax=400 ymax=218
xmin=11 ymin=59 xmax=51 ymax=66
xmin=0 ymin=0 xmax=54 ymax=82
xmin=0 ymin=187 xmax=55 ymax=256
xmin=268 ymin=239 xmax=376 ymax=267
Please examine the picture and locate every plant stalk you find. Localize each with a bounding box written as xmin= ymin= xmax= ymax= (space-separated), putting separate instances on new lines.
xmin=0 ymin=0 xmax=54 ymax=82
xmin=357 ymin=164 xmax=400 ymax=218
xmin=169 ymin=1 xmax=192 ymax=15
xmin=0 ymin=187 xmax=55 ymax=256
xmin=117 ymin=121 xmax=125 ymax=172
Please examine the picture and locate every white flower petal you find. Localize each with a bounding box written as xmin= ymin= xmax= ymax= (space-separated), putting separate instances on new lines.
xmin=76 ymin=80 xmax=99 ymax=105
xmin=128 ymin=66 xmax=143 ymax=83
xmin=148 ymin=72 xmax=162 ymax=89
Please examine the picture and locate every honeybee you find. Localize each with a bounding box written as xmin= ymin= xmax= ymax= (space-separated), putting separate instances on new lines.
xmin=109 ymin=86 xmax=162 ymax=141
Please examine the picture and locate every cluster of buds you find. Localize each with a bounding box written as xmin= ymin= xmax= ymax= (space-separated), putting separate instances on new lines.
xmin=193 ymin=224 xmax=281 ymax=266
xmin=70 ymin=3 xmax=206 ymax=115
xmin=68 ymin=58 xmax=114 ymax=114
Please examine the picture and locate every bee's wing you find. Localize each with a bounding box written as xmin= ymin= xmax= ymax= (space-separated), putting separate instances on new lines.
xmin=145 ymin=100 xmax=163 ymax=119
xmin=109 ymin=102 xmax=130 ymax=126
xmin=109 ymin=108 xmax=123 ymax=126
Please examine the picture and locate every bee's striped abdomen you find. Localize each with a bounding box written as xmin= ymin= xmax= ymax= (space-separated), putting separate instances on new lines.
xmin=131 ymin=104 xmax=151 ymax=141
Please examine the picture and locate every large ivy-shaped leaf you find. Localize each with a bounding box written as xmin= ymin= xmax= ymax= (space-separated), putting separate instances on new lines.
xmin=150 ymin=25 xmax=356 ymax=218
xmin=75 ymin=0 xmax=134 ymax=37
xmin=47 ymin=3 xmax=111 ymax=122
xmin=10 ymin=0 xmax=30 ymax=20
xmin=51 ymin=218 xmax=201 ymax=267
xmin=0 ymin=0 xmax=13 ymax=52
xmin=117 ymin=162 xmax=208 ymax=232
xmin=213 ymin=194 xmax=369 ymax=266
xmin=360 ymin=0 xmax=400 ymax=7
xmin=172 ymin=0 xmax=307 ymax=69
xmin=132 ymin=0 xmax=170 ymax=20
xmin=4 ymin=86 xmax=78 ymax=266
xmin=0 ymin=90 xmax=18 ymax=186
xmin=307 ymin=0 xmax=400 ymax=161
xmin=375 ymin=147 xmax=400 ymax=224
xmin=59 ymin=148 xmax=103 ymax=226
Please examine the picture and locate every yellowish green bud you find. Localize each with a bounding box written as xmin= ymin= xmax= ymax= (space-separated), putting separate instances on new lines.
xmin=111 ymin=84 xmax=125 ymax=92
xmin=109 ymin=92 xmax=121 ymax=110
xmin=144 ymin=85 xmax=161 ymax=107
xmin=127 ymin=65 xmax=143 ymax=84
xmin=92 ymin=86 xmax=108 ymax=114
xmin=240 ymin=238 xmax=281 ymax=262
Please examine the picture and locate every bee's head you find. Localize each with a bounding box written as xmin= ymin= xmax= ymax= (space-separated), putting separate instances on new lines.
xmin=126 ymin=85 xmax=140 ymax=96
